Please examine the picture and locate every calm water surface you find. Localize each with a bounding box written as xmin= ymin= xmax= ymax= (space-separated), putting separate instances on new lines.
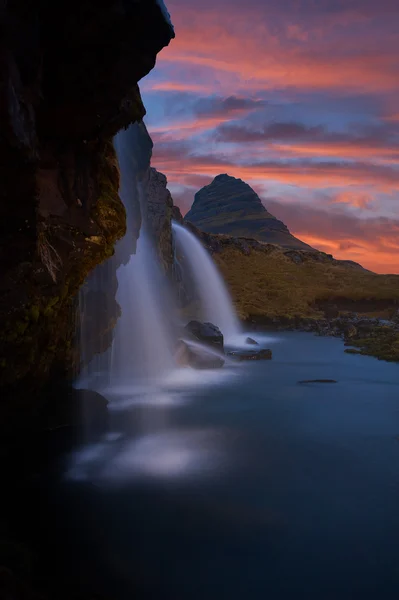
xmin=53 ymin=333 xmax=399 ymax=599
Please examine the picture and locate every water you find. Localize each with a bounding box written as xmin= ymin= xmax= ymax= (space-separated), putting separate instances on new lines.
xmin=108 ymin=227 xmax=174 ymax=388
xmin=172 ymin=222 xmax=241 ymax=341
xmin=77 ymin=263 xmax=116 ymax=389
xmin=79 ymin=127 xmax=175 ymax=391
xmin=45 ymin=333 xmax=399 ymax=599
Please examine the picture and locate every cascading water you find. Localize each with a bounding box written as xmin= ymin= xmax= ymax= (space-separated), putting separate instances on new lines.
xmin=172 ymin=222 xmax=241 ymax=342
xmin=109 ymin=129 xmax=174 ymax=389
xmin=77 ymin=262 xmax=115 ymax=390
xmin=70 ymin=129 xmax=244 ymax=483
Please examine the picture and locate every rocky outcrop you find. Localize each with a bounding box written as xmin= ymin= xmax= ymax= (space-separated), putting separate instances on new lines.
xmin=146 ymin=167 xmax=174 ymax=273
xmin=112 ymin=122 xmax=175 ymax=271
xmin=184 ymin=321 xmax=224 ymax=351
xmin=227 ymin=348 xmax=272 ymax=361
xmin=185 ymin=174 xmax=313 ymax=250
xmin=175 ymin=340 xmax=225 ymax=369
xmin=0 ymin=1 xmax=174 ymax=399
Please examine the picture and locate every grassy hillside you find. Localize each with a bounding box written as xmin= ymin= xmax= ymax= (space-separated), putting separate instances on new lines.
xmin=212 ymin=242 xmax=399 ymax=322
xmin=177 ymin=222 xmax=399 ymax=361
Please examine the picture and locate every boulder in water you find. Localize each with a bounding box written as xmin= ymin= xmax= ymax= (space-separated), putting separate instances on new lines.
xmin=175 ymin=340 xmax=225 ymax=369
xmin=298 ymin=379 xmax=337 ymax=384
xmin=184 ymin=320 xmax=224 ymax=351
xmin=227 ymin=348 xmax=272 ymax=361
xmin=175 ymin=339 xmax=192 ymax=367
xmin=246 ymin=337 xmax=258 ymax=345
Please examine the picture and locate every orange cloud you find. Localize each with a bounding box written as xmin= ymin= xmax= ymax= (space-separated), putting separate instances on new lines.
xmin=270 ymin=142 xmax=399 ymax=162
xmin=332 ymin=192 xmax=373 ymax=209
xmin=151 ymin=116 xmax=232 ymax=139
xmin=297 ymin=233 xmax=399 ymax=274
xmin=214 ymin=122 xmax=399 ymax=163
xmin=152 ymin=145 xmax=399 ymax=191
xmin=148 ymin=81 xmax=213 ymax=93
xmin=144 ymin=1 xmax=399 ymax=273
xmin=157 ymin=5 xmax=398 ymax=94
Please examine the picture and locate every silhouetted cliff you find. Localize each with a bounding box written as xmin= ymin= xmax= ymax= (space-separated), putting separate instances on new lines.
xmin=0 ymin=0 xmax=174 ymax=399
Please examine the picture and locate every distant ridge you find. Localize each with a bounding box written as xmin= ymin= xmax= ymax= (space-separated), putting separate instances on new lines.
xmin=185 ymin=174 xmax=313 ymax=250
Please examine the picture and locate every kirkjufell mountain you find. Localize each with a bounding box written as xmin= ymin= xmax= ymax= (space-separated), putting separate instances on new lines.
xmin=185 ymin=174 xmax=312 ymax=250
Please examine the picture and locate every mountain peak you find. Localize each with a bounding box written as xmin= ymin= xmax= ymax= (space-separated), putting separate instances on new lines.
xmin=213 ymin=173 xmax=236 ymax=182
xmin=185 ymin=174 xmax=313 ymax=250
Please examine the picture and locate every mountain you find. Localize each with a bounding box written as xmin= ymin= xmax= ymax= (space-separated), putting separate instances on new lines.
xmin=185 ymin=174 xmax=313 ymax=250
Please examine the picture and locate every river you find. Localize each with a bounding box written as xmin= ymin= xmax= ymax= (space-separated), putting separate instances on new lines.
xmin=41 ymin=332 xmax=399 ymax=599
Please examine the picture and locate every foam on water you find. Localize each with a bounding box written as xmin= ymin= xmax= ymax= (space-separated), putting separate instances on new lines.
xmin=67 ymin=428 xmax=226 ymax=483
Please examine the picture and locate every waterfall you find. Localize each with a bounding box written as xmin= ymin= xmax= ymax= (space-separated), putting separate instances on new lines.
xmin=108 ymin=129 xmax=174 ymax=388
xmin=77 ymin=125 xmax=175 ymax=391
xmin=77 ymin=126 xmax=245 ymax=396
xmin=77 ymin=262 xmax=115 ymax=390
xmin=172 ymin=222 xmax=241 ymax=342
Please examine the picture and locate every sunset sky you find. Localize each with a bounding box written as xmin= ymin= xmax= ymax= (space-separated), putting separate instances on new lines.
xmin=142 ymin=0 xmax=399 ymax=273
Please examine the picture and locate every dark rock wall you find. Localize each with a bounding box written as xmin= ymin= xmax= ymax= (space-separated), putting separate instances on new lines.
xmin=146 ymin=167 xmax=174 ymax=273
xmin=0 ymin=0 xmax=173 ymax=400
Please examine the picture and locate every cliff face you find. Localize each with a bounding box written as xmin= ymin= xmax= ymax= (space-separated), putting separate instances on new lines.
xmin=185 ymin=174 xmax=313 ymax=250
xmin=0 ymin=0 xmax=174 ymax=397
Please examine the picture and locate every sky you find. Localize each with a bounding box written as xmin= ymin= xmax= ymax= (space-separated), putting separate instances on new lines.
xmin=141 ymin=0 xmax=399 ymax=273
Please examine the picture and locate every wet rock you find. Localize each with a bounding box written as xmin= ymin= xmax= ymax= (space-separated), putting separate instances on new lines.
xmin=344 ymin=324 xmax=357 ymax=340
xmin=146 ymin=166 xmax=174 ymax=273
xmin=324 ymin=305 xmax=339 ymax=319
xmin=355 ymin=321 xmax=375 ymax=338
xmin=175 ymin=340 xmax=224 ymax=370
xmin=227 ymin=348 xmax=272 ymax=361
xmin=44 ymin=388 xmax=110 ymax=448
xmin=175 ymin=340 xmax=191 ymax=367
xmin=344 ymin=348 xmax=362 ymax=355
xmin=245 ymin=337 xmax=259 ymax=345
xmin=72 ymin=389 xmax=109 ymax=443
xmin=184 ymin=320 xmax=224 ymax=351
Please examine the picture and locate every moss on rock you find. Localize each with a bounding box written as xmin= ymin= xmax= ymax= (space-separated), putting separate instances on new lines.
xmin=348 ymin=328 xmax=399 ymax=362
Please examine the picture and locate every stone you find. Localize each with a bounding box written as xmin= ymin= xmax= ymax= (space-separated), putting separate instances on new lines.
xmin=344 ymin=324 xmax=357 ymax=339
xmin=227 ymin=348 xmax=272 ymax=361
xmin=344 ymin=348 xmax=362 ymax=355
xmin=146 ymin=166 xmax=174 ymax=273
xmin=175 ymin=340 xmax=191 ymax=367
xmin=246 ymin=337 xmax=259 ymax=345
xmin=184 ymin=320 xmax=224 ymax=351
xmin=175 ymin=340 xmax=224 ymax=370
xmin=46 ymin=388 xmax=110 ymax=446
xmin=324 ymin=305 xmax=339 ymax=319
xmin=298 ymin=379 xmax=337 ymax=384
xmin=71 ymin=389 xmax=109 ymax=443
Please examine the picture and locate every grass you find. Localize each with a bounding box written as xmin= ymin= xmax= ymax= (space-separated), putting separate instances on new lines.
xmin=348 ymin=329 xmax=399 ymax=363
xmin=212 ymin=244 xmax=399 ymax=322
